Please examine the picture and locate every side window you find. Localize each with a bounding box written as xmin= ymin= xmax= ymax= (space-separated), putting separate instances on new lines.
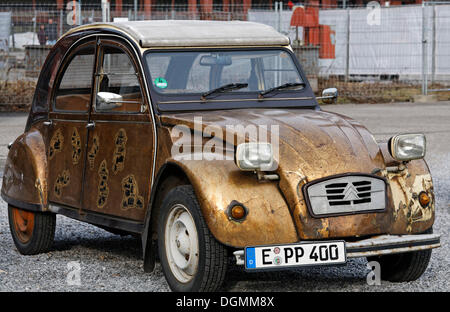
xmin=95 ymin=45 xmax=143 ymax=113
xmin=54 ymin=44 xmax=95 ymax=112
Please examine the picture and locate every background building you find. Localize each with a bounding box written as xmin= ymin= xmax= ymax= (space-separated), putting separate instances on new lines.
xmin=2 ymin=0 xmax=450 ymax=110
xmin=1 ymin=1 xmax=432 ymax=10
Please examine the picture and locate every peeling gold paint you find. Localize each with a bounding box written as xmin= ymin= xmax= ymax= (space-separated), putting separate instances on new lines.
xmin=54 ymin=170 xmax=70 ymax=198
xmin=316 ymin=219 xmax=330 ymax=237
xmin=71 ymin=128 xmax=82 ymax=165
xmin=88 ymin=134 xmax=99 ymax=170
xmin=49 ymin=129 xmax=64 ymax=160
xmin=97 ymin=159 xmax=109 ymax=209
xmin=34 ymin=178 xmax=44 ymax=207
xmin=384 ymin=167 xmax=434 ymax=233
xmin=286 ymin=169 xmax=307 ymax=179
xmin=2 ymin=164 xmax=13 ymax=194
xmin=112 ymin=129 xmax=127 ymax=175
xmin=121 ymin=174 xmax=144 ymax=210
xmin=408 ymin=174 xmax=434 ymax=229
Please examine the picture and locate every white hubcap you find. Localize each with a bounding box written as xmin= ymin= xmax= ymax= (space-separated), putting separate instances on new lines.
xmin=165 ymin=204 xmax=199 ymax=283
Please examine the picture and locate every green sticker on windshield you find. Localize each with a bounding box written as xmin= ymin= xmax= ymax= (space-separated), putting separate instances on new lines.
xmin=154 ymin=77 xmax=168 ymax=89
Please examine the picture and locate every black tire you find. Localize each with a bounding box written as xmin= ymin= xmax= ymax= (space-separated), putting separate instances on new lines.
xmin=157 ymin=185 xmax=228 ymax=292
xmin=367 ymin=228 xmax=433 ymax=282
xmin=8 ymin=205 xmax=56 ymax=255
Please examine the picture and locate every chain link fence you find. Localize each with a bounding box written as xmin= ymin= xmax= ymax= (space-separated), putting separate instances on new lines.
xmin=1 ymin=1 xmax=450 ymax=111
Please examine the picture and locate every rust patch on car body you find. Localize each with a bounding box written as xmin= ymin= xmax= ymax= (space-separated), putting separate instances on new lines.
xmin=112 ymin=129 xmax=127 ymax=175
xmin=88 ymin=134 xmax=99 ymax=170
xmin=71 ymin=128 xmax=82 ymax=165
xmin=54 ymin=170 xmax=70 ymax=198
xmin=121 ymin=174 xmax=144 ymax=210
xmin=49 ymin=129 xmax=64 ymax=160
xmin=383 ymin=168 xmax=434 ymax=233
xmin=34 ymin=178 xmax=45 ymax=207
xmin=97 ymin=159 xmax=109 ymax=209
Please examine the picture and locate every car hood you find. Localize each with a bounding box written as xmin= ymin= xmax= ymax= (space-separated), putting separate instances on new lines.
xmin=160 ymin=108 xmax=399 ymax=240
xmin=160 ymin=108 xmax=386 ymax=180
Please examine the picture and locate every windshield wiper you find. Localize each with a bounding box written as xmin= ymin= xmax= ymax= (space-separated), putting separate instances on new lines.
xmin=259 ymin=82 xmax=306 ymax=98
xmin=201 ymin=83 xmax=248 ymax=100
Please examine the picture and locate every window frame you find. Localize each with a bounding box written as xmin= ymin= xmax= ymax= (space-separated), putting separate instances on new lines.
xmin=51 ymin=40 xmax=97 ymax=114
xmin=146 ymin=49 xmax=303 ymax=96
xmin=92 ymin=39 xmax=146 ymax=115
xmin=143 ymin=47 xmax=318 ymax=113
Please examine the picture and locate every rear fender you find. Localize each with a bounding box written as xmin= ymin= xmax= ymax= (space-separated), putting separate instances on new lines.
xmin=1 ymin=126 xmax=48 ymax=211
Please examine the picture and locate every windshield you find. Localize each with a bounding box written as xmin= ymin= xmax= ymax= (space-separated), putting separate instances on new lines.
xmin=145 ymin=49 xmax=304 ymax=95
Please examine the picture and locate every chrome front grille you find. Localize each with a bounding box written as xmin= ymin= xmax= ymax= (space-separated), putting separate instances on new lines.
xmin=325 ymin=180 xmax=372 ymax=206
xmin=304 ymin=175 xmax=386 ymax=217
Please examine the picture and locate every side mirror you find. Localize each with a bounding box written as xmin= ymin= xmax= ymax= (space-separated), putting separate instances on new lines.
xmin=96 ymin=92 xmax=123 ymax=111
xmin=319 ymin=87 xmax=338 ymax=104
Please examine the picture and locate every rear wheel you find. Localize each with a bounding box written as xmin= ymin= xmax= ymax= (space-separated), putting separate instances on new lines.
xmin=367 ymin=228 xmax=433 ymax=282
xmin=8 ymin=205 xmax=56 ymax=255
xmin=157 ymin=185 xmax=228 ymax=292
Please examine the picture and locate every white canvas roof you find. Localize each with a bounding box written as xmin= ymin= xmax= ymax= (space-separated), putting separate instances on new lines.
xmin=89 ymin=20 xmax=290 ymax=48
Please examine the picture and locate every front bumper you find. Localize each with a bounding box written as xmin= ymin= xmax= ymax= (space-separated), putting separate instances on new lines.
xmin=233 ymin=234 xmax=441 ymax=266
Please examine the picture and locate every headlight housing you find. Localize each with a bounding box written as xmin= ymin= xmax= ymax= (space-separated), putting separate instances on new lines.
xmin=235 ymin=143 xmax=275 ymax=171
xmin=389 ymin=133 xmax=426 ymax=161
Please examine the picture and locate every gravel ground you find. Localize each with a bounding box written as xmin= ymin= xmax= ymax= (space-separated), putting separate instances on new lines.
xmin=0 ymin=102 xmax=449 ymax=292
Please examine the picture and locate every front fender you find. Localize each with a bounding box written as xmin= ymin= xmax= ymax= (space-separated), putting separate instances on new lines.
xmin=171 ymin=159 xmax=299 ymax=248
xmin=384 ymin=159 xmax=435 ymax=234
xmin=1 ymin=126 xmax=48 ymax=211
xmin=378 ymin=142 xmax=435 ymax=234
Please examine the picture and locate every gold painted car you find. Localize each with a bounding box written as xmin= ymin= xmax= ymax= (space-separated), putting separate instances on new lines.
xmin=1 ymin=21 xmax=440 ymax=292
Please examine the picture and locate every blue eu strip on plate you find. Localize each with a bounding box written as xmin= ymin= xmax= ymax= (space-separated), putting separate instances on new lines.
xmin=245 ymin=247 xmax=256 ymax=269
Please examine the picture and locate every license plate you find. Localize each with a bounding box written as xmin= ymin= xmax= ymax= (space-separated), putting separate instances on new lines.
xmin=245 ymin=241 xmax=346 ymax=270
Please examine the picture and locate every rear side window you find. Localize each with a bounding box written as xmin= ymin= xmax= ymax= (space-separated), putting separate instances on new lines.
xmin=26 ymin=43 xmax=64 ymax=130
xmin=54 ymin=44 xmax=95 ymax=112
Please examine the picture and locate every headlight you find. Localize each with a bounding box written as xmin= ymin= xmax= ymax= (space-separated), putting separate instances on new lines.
xmin=389 ymin=133 xmax=426 ymax=161
xmin=235 ymin=143 xmax=275 ymax=171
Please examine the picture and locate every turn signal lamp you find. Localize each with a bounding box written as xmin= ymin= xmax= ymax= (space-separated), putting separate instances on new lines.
xmin=419 ymin=192 xmax=431 ymax=208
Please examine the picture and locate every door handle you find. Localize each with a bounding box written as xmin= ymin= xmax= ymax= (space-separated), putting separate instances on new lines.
xmin=86 ymin=122 xmax=95 ymax=129
xmin=43 ymin=120 xmax=53 ymax=126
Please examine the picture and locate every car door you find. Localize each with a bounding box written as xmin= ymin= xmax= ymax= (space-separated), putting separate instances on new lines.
xmin=81 ymin=38 xmax=154 ymax=222
xmin=47 ymin=40 xmax=96 ymax=208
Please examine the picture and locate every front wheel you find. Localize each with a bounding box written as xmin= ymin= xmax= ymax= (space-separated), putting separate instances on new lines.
xmin=8 ymin=205 xmax=56 ymax=255
xmin=157 ymin=185 xmax=228 ymax=292
xmin=367 ymin=228 xmax=433 ymax=282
